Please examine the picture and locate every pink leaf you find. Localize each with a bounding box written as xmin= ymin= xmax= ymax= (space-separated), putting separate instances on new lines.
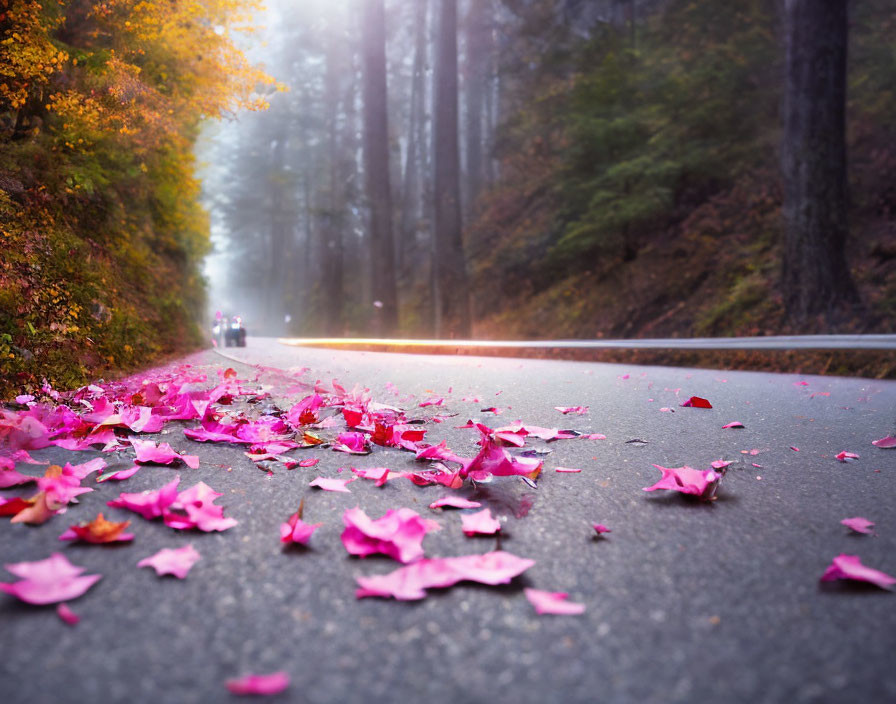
xmin=280 ymin=512 xmax=322 ymax=545
xmin=461 ymin=508 xmax=501 ymax=536
xmin=37 ymin=472 xmax=93 ymax=509
xmin=841 ymin=517 xmax=875 ymax=535
xmin=524 ymin=588 xmax=586 ymax=615
xmin=0 ymin=466 xmax=37 ymax=489
xmin=554 ymin=406 xmax=588 ymax=415
xmin=820 ymin=554 xmax=895 ymax=590
xmin=643 ymin=464 xmax=721 ymax=501
xmin=835 ymin=451 xmax=859 ymax=462
xmin=163 ymin=482 xmax=238 ymax=532
xmin=131 ymin=439 xmax=196 ymax=467
xmin=721 ymin=421 xmax=744 ymax=429
xmin=137 ymin=545 xmax=201 ymax=578
xmin=96 ymin=465 xmax=141 ymax=482
xmin=333 ymin=432 xmax=369 ymax=455
xmin=872 ymin=436 xmax=896 ymax=449
xmin=309 ymin=476 xmax=355 ymax=493
xmin=462 ymin=424 xmax=543 ymax=481
xmin=351 ymin=467 xmax=393 ymax=486
xmin=0 ymin=553 xmax=101 ymax=605
xmin=56 ymin=602 xmax=80 ymax=625
xmin=341 ymin=506 xmax=439 ymax=563
xmin=429 ymin=496 xmax=482 ymax=510
xmin=63 ymin=459 xmax=107 ymax=480
xmin=355 ymin=550 xmax=535 ymax=600
xmin=225 ymin=672 xmax=290 ymax=696
xmin=107 ymin=477 xmax=181 ymax=519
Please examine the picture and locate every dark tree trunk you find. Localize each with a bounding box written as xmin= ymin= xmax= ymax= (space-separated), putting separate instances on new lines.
xmin=268 ymin=132 xmax=288 ymax=333
xmin=398 ymin=0 xmax=428 ymax=281
xmin=323 ymin=23 xmax=345 ymax=337
xmin=432 ymin=0 xmax=471 ymax=338
xmin=463 ymin=0 xmax=488 ymax=218
xmin=781 ymin=0 xmax=857 ymax=323
xmin=361 ymin=0 xmax=399 ymax=336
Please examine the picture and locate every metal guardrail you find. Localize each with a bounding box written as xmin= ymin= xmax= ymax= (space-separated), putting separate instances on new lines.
xmin=277 ymin=335 xmax=896 ymax=351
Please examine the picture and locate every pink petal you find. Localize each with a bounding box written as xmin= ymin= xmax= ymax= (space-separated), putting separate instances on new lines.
xmin=333 ymin=432 xmax=369 ymax=454
xmin=163 ymin=481 xmax=238 ymax=532
xmin=592 ymin=523 xmax=611 ymax=535
xmin=872 ymin=436 xmax=896 ymax=449
xmin=461 ymin=508 xmax=501 ymax=536
xmin=298 ymin=458 xmax=319 ymax=467
xmin=555 ymin=467 xmax=582 ymax=473
xmin=96 ymin=465 xmax=141 ymax=483
xmin=355 ymin=550 xmax=535 ymax=600
xmin=56 ymin=602 xmax=80 ymax=625
xmin=341 ymin=506 xmax=439 ymax=563
xmin=351 ymin=467 xmax=393 ymax=486
xmin=107 ymin=477 xmax=181 ymax=519
xmin=131 ymin=438 xmax=180 ymax=465
xmin=643 ymin=464 xmax=721 ymax=500
xmin=835 ymin=451 xmax=859 ymax=462
xmin=680 ymin=396 xmax=712 ymax=408
xmin=790 ymin=446 xmax=800 ymax=452
xmin=309 ymin=476 xmax=355 ymax=493
xmin=554 ymin=406 xmax=588 ymax=415
xmin=429 ymin=496 xmax=482 ymax=510
xmin=0 ymin=553 xmax=101 ymax=605
xmin=225 ymin=672 xmax=290 ymax=696
xmin=0 ymin=466 xmax=37 ymax=489
xmin=37 ymin=473 xmax=93 ymax=509
xmin=280 ymin=513 xmax=322 ymax=545
xmin=137 ymin=545 xmax=201 ymax=578
xmin=820 ymin=554 xmax=895 ymax=590
xmin=721 ymin=421 xmax=744 ymax=429
xmin=579 ymin=433 xmax=607 ymax=440
xmin=710 ymin=460 xmax=732 ymax=470
xmin=62 ymin=458 xmax=107 ymax=480
xmin=419 ymin=397 xmax=444 ymax=407
xmin=524 ymin=588 xmax=586 ymax=615
xmin=841 ymin=517 xmax=875 ymax=535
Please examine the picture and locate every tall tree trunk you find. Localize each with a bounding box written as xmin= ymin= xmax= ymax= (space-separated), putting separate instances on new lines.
xmin=781 ymin=0 xmax=857 ymax=323
xmin=268 ymin=132 xmax=287 ymax=334
xmin=463 ymin=0 xmax=488 ymax=218
xmin=432 ymin=0 xmax=471 ymax=338
xmin=361 ymin=0 xmax=399 ymax=336
xmin=399 ymin=0 xmax=428 ymax=281
xmin=323 ymin=22 xmax=344 ymax=337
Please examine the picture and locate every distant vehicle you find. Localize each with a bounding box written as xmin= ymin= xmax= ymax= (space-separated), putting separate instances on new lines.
xmin=224 ymin=315 xmax=247 ymax=347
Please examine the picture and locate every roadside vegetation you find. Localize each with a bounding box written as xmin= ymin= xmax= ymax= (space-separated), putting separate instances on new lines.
xmin=0 ymin=0 xmax=272 ymax=397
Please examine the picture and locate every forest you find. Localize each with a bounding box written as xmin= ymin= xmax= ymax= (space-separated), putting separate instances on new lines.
xmin=2 ymin=0 xmax=896 ymax=394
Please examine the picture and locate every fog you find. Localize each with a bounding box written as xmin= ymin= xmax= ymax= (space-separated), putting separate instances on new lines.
xmin=197 ymin=0 xmax=889 ymax=341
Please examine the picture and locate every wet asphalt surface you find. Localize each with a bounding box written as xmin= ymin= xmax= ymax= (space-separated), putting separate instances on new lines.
xmin=2 ymin=339 xmax=895 ymax=704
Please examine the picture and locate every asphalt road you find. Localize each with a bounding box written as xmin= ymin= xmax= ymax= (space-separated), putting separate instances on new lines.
xmin=3 ymin=338 xmax=896 ymax=704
